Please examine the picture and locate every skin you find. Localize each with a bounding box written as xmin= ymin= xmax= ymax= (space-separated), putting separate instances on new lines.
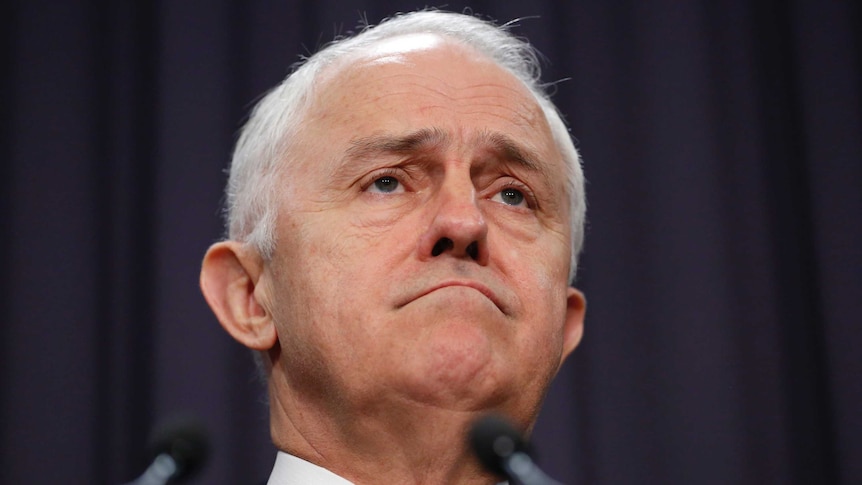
xmin=201 ymin=33 xmax=586 ymax=484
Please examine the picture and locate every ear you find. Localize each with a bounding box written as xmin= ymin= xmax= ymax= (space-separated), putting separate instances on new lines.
xmin=559 ymin=287 xmax=586 ymax=366
xmin=200 ymin=241 xmax=277 ymax=350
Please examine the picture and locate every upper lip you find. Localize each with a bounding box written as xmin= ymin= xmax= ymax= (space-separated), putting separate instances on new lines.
xmin=400 ymin=279 xmax=507 ymax=314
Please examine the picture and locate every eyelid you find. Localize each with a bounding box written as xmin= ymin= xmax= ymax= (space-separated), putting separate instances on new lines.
xmin=359 ymin=167 xmax=408 ymax=192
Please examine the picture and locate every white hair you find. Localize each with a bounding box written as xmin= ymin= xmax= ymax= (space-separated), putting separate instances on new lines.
xmin=225 ymin=10 xmax=586 ymax=281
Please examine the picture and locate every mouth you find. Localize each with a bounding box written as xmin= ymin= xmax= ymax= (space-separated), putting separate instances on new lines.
xmin=400 ymin=280 xmax=507 ymax=314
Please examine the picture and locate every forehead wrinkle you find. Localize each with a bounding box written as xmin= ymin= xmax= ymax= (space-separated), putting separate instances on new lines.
xmin=345 ymin=127 xmax=449 ymax=162
xmin=362 ymin=68 xmax=531 ymax=106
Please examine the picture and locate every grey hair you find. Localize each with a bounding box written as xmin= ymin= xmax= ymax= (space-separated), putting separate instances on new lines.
xmin=225 ymin=10 xmax=586 ymax=281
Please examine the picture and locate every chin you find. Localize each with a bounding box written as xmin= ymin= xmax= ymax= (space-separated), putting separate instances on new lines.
xmin=400 ymin=334 xmax=515 ymax=410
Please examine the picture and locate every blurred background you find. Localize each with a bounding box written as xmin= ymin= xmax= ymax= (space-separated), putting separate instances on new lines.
xmin=3 ymin=1 xmax=860 ymax=483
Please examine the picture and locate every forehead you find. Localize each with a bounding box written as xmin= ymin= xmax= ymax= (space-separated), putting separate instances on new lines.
xmin=302 ymin=35 xmax=557 ymax=156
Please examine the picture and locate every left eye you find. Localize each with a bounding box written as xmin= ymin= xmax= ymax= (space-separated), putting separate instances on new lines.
xmin=367 ymin=176 xmax=403 ymax=194
xmin=493 ymin=187 xmax=526 ymax=207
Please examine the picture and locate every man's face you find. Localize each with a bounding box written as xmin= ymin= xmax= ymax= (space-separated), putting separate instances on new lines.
xmin=260 ymin=34 xmax=582 ymax=422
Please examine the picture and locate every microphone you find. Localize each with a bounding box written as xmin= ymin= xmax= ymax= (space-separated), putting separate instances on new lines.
xmin=469 ymin=414 xmax=563 ymax=485
xmin=124 ymin=417 xmax=210 ymax=485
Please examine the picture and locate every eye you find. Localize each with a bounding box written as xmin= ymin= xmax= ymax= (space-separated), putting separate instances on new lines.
xmin=366 ymin=174 xmax=404 ymax=194
xmin=492 ymin=186 xmax=528 ymax=207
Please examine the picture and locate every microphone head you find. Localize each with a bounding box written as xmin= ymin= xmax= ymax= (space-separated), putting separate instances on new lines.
xmin=148 ymin=416 xmax=210 ymax=482
xmin=468 ymin=413 xmax=531 ymax=477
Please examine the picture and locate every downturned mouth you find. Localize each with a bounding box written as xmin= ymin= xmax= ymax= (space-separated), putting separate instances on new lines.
xmin=406 ymin=281 xmax=506 ymax=314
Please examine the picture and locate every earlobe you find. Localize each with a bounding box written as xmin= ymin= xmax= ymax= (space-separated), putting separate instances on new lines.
xmin=200 ymin=241 xmax=278 ymax=350
xmin=559 ymin=287 xmax=586 ymax=366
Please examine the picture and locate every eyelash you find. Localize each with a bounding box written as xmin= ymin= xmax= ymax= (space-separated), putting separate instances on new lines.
xmin=360 ymin=168 xmax=405 ymax=192
xmin=494 ymin=179 xmax=537 ymax=209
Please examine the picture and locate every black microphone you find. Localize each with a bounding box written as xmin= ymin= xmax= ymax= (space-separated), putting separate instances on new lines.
xmin=124 ymin=417 xmax=210 ymax=485
xmin=469 ymin=414 xmax=563 ymax=485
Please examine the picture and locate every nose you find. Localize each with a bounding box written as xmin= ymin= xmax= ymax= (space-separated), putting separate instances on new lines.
xmin=418 ymin=175 xmax=489 ymax=264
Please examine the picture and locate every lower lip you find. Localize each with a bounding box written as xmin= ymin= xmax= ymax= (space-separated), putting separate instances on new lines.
xmin=419 ymin=285 xmax=499 ymax=308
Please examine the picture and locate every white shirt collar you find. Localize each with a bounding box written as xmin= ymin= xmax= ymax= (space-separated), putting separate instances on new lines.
xmin=267 ymin=449 xmax=508 ymax=484
xmin=267 ymin=451 xmax=354 ymax=485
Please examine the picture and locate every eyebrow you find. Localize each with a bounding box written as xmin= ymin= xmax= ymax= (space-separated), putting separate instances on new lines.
xmin=474 ymin=130 xmax=544 ymax=174
xmin=337 ymin=127 xmax=556 ymax=198
xmin=345 ymin=127 xmax=448 ymax=161
xmin=345 ymin=127 xmax=545 ymax=173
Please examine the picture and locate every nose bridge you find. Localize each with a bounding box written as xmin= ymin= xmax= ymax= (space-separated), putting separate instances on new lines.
xmin=435 ymin=166 xmax=484 ymax=231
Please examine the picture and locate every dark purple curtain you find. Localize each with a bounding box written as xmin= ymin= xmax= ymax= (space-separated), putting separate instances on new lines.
xmin=3 ymin=1 xmax=860 ymax=484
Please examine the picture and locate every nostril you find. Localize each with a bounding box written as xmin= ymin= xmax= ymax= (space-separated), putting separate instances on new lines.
xmin=431 ymin=238 xmax=454 ymax=256
xmin=466 ymin=241 xmax=479 ymax=260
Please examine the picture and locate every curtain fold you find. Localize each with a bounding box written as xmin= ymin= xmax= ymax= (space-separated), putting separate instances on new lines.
xmin=3 ymin=1 xmax=859 ymax=483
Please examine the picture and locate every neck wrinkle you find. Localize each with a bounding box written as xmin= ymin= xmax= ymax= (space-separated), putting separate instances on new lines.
xmin=268 ymin=372 xmax=503 ymax=485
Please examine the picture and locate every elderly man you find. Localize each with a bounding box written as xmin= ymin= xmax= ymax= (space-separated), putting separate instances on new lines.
xmin=200 ymin=9 xmax=586 ymax=485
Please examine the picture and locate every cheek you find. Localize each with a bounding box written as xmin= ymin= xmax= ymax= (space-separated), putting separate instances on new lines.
xmin=497 ymin=233 xmax=570 ymax=290
xmin=514 ymin=296 xmax=568 ymax=392
xmin=286 ymin=211 xmax=419 ymax=323
xmin=505 ymin=241 xmax=570 ymax=353
xmin=340 ymin=209 xmax=425 ymax=266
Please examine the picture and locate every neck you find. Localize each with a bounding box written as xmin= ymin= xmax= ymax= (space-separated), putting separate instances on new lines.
xmin=268 ymin=376 xmax=505 ymax=484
